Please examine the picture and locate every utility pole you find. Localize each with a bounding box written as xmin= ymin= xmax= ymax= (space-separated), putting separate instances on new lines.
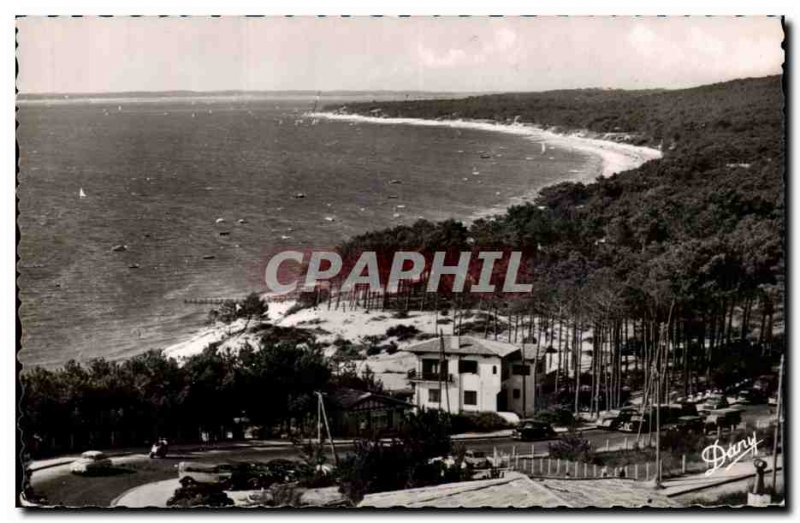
xmin=439 ymin=330 xmax=451 ymax=413
xmin=315 ymin=392 xmax=339 ymax=466
xmin=771 ymin=354 xmax=784 ymax=491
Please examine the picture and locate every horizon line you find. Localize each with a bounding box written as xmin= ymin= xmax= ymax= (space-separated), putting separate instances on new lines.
xmin=15 ymin=74 xmax=780 ymax=99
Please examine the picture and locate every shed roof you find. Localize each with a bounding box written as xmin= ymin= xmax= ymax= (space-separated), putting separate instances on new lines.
xmin=359 ymin=472 xmax=680 ymax=508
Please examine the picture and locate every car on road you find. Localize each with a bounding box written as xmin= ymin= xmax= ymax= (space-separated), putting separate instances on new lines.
xmin=70 ymin=451 xmax=113 ymax=475
xmin=512 ymin=420 xmax=556 ymax=441
xmin=177 ymin=462 xmax=235 ymax=487
xmin=704 ymin=408 xmax=742 ymax=434
xmin=463 ymin=450 xmax=492 ymax=469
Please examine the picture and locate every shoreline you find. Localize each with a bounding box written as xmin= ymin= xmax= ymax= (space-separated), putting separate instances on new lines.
xmin=162 ymin=114 xmax=663 ymax=364
xmin=306 ymin=111 xmax=663 ymax=178
xmin=307 ymin=111 xmax=662 ymax=224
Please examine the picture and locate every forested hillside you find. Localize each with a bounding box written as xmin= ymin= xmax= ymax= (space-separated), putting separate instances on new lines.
xmin=333 ymin=76 xmax=785 ymax=404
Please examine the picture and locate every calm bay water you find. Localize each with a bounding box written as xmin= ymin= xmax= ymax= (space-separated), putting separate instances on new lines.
xmin=17 ymin=96 xmax=596 ymax=368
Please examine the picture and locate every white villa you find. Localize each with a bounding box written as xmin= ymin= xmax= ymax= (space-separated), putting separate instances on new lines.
xmin=402 ymin=335 xmax=546 ymax=417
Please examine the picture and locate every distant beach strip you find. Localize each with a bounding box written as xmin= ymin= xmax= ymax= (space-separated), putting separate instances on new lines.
xmin=306 ymin=112 xmax=663 ymax=179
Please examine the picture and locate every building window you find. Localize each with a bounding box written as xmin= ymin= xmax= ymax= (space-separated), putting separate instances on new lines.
xmin=428 ymin=388 xmax=441 ymax=403
xmin=512 ymin=364 xmax=530 ymax=376
xmin=464 ymin=390 xmax=477 ymax=405
xmin=513 ymin=388 xmax=521 ymax=399
xmin=459 ymin=360 xmax=478 ymax=374
xmin=422 ymin=359 xmax=448 ymax=380
xmin=492 ymin=366 xmax=497 ymax=375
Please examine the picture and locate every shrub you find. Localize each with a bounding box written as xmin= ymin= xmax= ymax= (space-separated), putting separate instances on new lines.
xmin=167 ymin=482 xmax=234 ymax=507
xmin=449 ymin=411 xmax=509 ymax=434
xmin=392 ymin=310 xmax=410 ymax=319
xmin=533 ymin=407 xmax=576 ymax=427
xmin=365 ymin=346 xmax=382 ymax=356
xmin=548 ymin=432 xmax=593 ymax=462
xmin=386 ymin=324 xmax=420 ymax=341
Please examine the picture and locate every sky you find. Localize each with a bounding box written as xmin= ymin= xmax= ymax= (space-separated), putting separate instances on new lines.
xmin=16 ymin=16 xmax=784 ymax=94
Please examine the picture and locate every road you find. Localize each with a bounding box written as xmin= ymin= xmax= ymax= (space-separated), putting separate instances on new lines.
xmin=28 ymin=404 xmax=774 ymax=507
xmin=24 ymin=429 xmax=639 ymax=507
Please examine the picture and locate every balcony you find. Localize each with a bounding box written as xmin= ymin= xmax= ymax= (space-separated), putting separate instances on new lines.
xmin=407 ymin=369 xmax=455 ymax=383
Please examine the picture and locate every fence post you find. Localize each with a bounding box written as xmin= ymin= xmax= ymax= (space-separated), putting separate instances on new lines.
xmin=547 ymin=458 xmax=551 ymax=475
xmin=635 ymin=463 xmax=639 ymax=480
xmin=682 ymin=454 xmax=687 ymax=474
xmin=624 ymin=436 xmax=628 ymax=450
xmin=593 ymin=464 xmax=597 ymax=477
xmin=605 ymin=439 xmax=610 ymax=451
xmin=646 ymin=462 xmax=650 ymax=480
xmin=574 ymin=461 xmax=578 ymax=477
xmin=531 ymin=444 xmax=535 ymax=457
xmin=556 ymin=459 xmax=561 ymax=475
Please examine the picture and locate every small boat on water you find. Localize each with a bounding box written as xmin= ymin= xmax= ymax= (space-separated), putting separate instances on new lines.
xmin=79 ymin=188 xmax=87 ymax=199
xmin=215 ymin=218 xmax=225 ymax=224
xmin=388 ymin=179 xmax=402 ymax=185
xmin=293 ymin=192 xmax=306 ymax=199
xmin=128 ymin=263 xmax=140 ymax=269
xmin=280 ymin=235 xmax=291 ymax=240
xmin=202 ymin=255 xmax=216 ymax=260
xmin=540 ymin=143 xmax=547 ymax=154
xmin=111 ymin=244 xmax=128 ymax=252
xmin=219 ymin=231 xmax=231 ymax=237
xmin=480 ymin=152 xmax=491 ymax=159
xmin=324 ymin=216 xmax=335 ymax=222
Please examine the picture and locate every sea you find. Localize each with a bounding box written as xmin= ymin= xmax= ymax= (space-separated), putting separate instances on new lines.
xmin=17 ymin=94 xmax=600 ymax=368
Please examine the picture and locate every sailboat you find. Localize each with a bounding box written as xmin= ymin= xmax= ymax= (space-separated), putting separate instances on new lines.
xmin=79 ymin=188 xmax=87 ymax=199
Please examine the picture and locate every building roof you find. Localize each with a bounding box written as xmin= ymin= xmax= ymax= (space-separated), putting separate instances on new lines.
xmin=401 ymin=335 xmax=519 ymax=358
xmin=358 ymin=473 xmax=680 ymax=508
xmin=328 ymin=387 xmax=412 ymax=411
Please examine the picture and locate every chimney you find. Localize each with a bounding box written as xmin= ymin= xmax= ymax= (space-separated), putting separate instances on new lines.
xmin=450 ymin=335 xmax=460 ymax=350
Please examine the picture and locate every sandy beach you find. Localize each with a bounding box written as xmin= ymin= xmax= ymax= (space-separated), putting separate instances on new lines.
xmin=162 ymin=112 xmax=664 ymax=379
xmin=306 ymin=112 xmax=663 ymax=178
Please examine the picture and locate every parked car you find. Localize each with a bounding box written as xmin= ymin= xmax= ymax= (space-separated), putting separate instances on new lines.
xmin=704 ymin=408 xmax=742 ymax=433
xmin=463 ymin=450 xmax=492 ymax=470
xmin=512 ymin=420 xmax=556 ymax=441
xmin=698 ymin=394 xmax=729 ymax=415
xmin=595 ymin=406 xmax=637 ymax=430
xmin=733 ymin=389 xmax=766 ymax=405
xmin=70 ymin=450 xmax=113 ymax=475
xmin=177 ymin=462 xmax=235 ymax=487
